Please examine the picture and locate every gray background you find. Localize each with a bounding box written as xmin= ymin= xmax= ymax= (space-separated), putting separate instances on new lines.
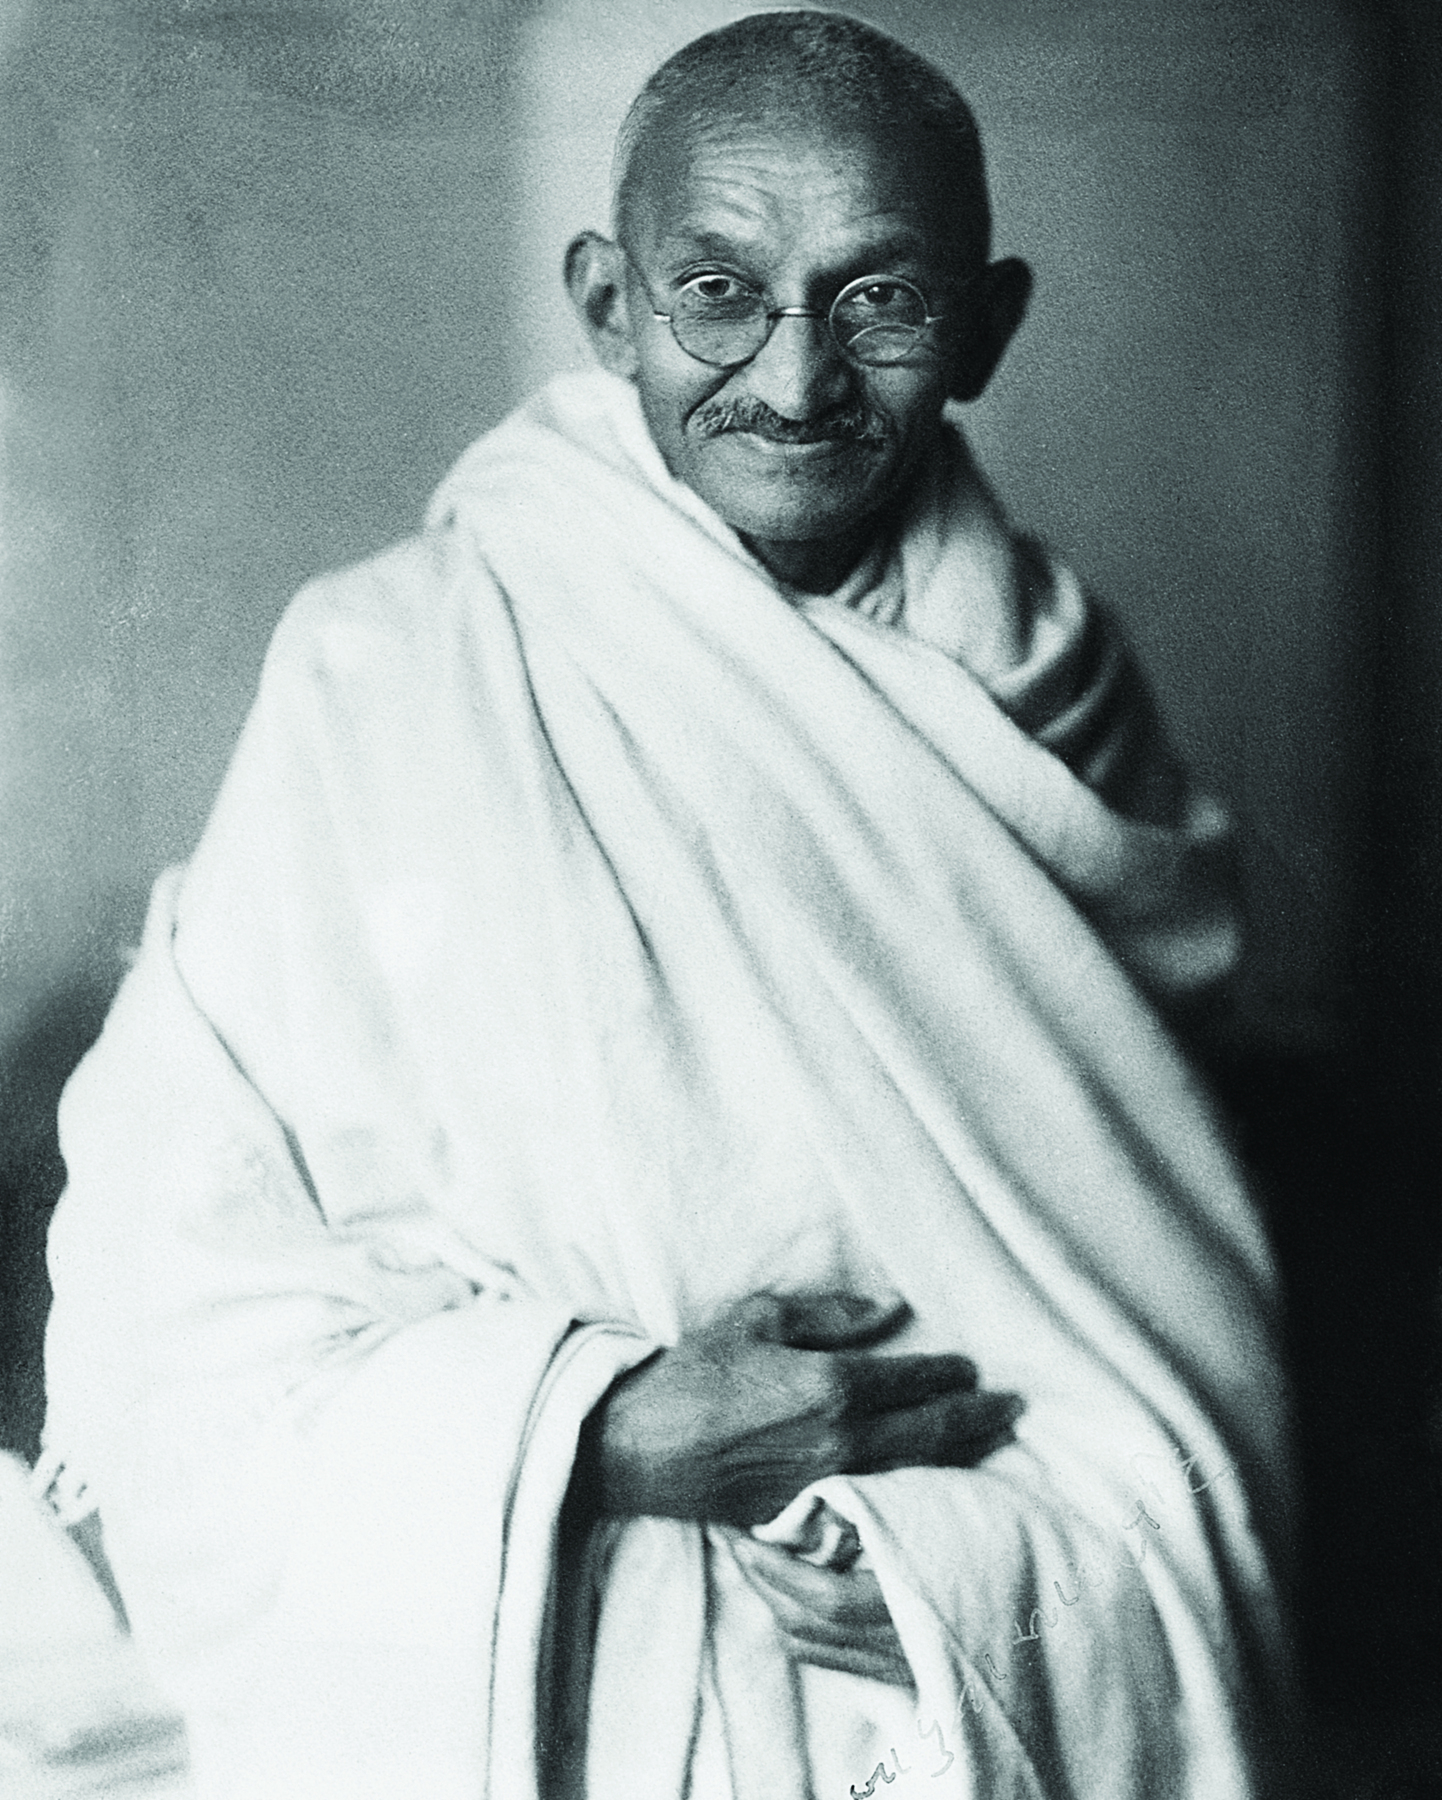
xmin=0 ymin=0 xmax=1397 ymax=1047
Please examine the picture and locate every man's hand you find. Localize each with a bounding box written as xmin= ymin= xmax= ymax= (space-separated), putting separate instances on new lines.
xmin=572 ymin=1291 xmax=1021 ymax=1527
xmin=727 ymin=1534 xmax=914 ymax=1689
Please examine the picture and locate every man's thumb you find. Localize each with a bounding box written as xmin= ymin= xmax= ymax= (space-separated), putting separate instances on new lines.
xmin=759 ymin=1290 xmax=912 ymax=1351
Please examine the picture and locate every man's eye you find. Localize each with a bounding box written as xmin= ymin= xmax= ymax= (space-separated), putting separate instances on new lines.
xmin=680 ymin=274 xmax=756 ymax=309
xmin=854 ymin=281 xmax=909 ymax=312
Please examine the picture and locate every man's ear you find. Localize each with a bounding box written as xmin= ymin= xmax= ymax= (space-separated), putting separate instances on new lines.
xmin=947 ymin=257 xmax=1032 ymax=403
xmin=564 ymin=231 xmax=639 ymax=381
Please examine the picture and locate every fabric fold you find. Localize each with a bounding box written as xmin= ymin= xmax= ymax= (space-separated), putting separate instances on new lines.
xmin=45 ymin=368 xmax=1293 ymax=1798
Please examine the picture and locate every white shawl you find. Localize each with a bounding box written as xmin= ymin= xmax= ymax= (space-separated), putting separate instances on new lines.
xmin=45 ymin=370 xmax=1293 ymax=1799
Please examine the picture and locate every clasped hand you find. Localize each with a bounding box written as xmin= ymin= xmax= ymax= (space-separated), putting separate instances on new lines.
xmin=571 ymin=1290 xmax=1021 ymax=1689
xmin=576 ymin=1290 xmax=1018 ymax=1525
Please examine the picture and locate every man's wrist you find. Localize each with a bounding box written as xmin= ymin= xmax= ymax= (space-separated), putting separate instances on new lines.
xmin=570 ymin=1347 xmax=667 ymax=1517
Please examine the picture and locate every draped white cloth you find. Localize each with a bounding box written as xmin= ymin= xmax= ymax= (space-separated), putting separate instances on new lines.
xmin=45 ymin=370 xmax=1293 ymax=1799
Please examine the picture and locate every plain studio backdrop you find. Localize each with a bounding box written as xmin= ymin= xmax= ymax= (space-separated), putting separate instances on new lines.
xmin=0 ymin=0 xmax=1438 ymax=1770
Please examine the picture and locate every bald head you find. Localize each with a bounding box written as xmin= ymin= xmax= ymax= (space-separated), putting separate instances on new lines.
xmin=613 ymin=11 xmax=992 ymax=274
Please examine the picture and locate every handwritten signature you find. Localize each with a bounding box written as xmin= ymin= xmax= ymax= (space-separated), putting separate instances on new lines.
xmin=849 ymin=1718 xmax=955 ymax=1796
xmin=845 ymin=1441 xmax=1232 ymax=1796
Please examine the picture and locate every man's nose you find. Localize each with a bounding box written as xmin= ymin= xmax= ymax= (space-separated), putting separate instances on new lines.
xmin=743 ymin=310 xmax=854 ymax=418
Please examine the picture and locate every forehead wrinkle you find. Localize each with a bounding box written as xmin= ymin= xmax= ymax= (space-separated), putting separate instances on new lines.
xmin=631 ymin=112 xmax=884 ymax=211
xmin=653 ymin=220 xmax=934 ymax=265
xmin=632 ymin=127 xmax=957 ymax=280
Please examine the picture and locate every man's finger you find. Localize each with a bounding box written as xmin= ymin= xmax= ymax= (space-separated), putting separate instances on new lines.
xmin=727 ymin=1542 xmax=914 ymax=1687
xmin=839 ymin=1351 xmax=980 ymax=1414
xmin=730 ymin=1539 xmax=891 ymax=1627
xmin=851 ymin=1388 xmax=1024 ymax=1472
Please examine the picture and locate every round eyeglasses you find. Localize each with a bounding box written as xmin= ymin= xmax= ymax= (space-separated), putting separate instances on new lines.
xmin=637 ymin=266 xmax=947 ymax=370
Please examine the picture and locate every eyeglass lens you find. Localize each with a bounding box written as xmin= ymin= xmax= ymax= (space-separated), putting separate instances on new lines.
xmin=670 ymin=277 xmax=931 ymax=368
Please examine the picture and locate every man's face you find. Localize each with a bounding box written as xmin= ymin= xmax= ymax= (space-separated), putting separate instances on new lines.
xmin=619 ymin=118 xmax=977 ymax=573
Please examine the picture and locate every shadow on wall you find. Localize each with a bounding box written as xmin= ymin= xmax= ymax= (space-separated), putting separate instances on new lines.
xmin=0 ymin=943 xmax=132 ymax=1461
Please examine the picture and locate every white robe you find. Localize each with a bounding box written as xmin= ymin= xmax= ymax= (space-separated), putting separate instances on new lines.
xmin=44 ymin=370 xmax=1294 ymax=1799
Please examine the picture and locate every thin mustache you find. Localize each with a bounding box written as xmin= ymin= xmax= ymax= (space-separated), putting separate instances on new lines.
xmin=692 ymin=400 xmax=889 ymax=446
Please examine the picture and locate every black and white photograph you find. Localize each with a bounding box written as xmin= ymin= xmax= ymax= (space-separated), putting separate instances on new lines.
xmin=1 ymin=3 xmax=1438 ymax=1796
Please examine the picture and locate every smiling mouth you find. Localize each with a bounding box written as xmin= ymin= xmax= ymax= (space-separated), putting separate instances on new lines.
xmin=730 ymin=430 xmax=865 ymax=454
xmin=707 ymin=426 xmax=892 ymax=468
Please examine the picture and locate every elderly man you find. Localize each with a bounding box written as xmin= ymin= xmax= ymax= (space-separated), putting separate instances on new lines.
xmin=43 ymin=13 xmax=1294 ymax=1799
